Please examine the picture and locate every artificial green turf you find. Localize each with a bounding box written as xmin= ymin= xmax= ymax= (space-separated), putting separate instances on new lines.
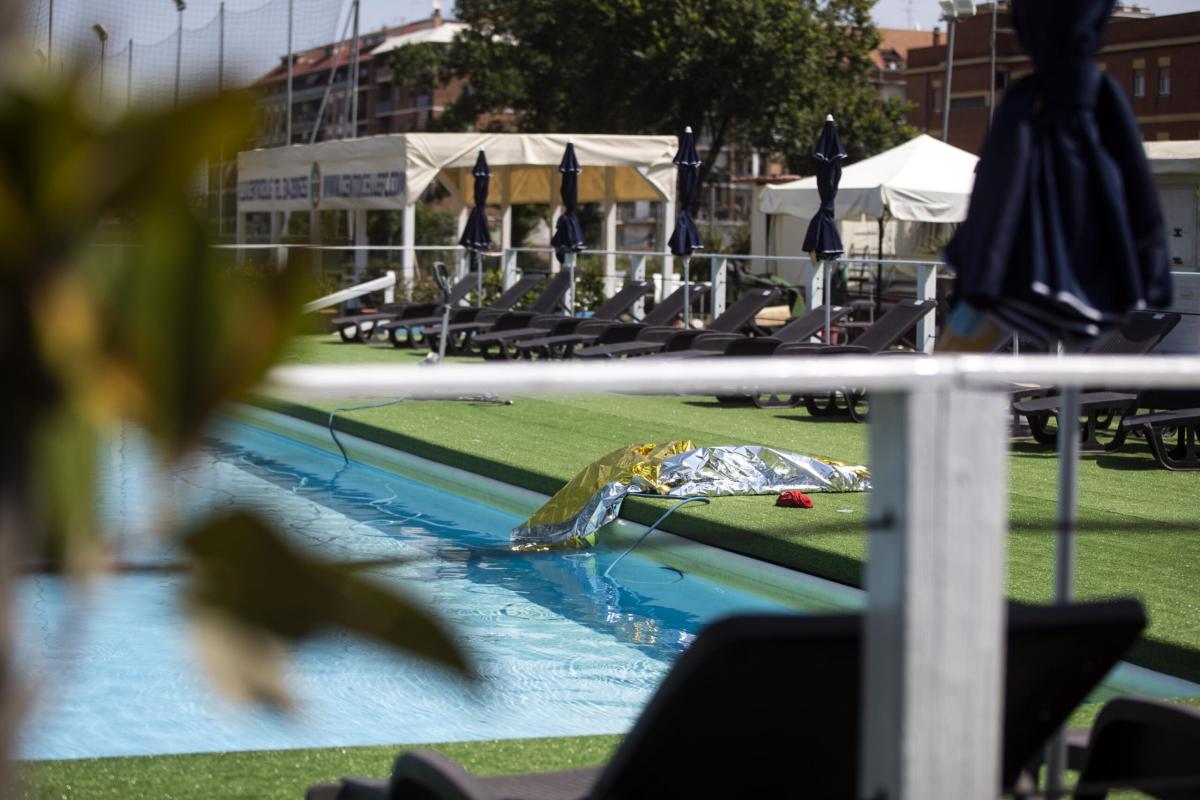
xmin=20 ymin=735 xmax=620 ymax=799
xmin=272 ymin=335 xmax=1200 ymax=683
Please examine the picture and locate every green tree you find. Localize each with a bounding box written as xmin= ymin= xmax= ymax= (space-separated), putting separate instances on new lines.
xmin=391 ymin=0 xmax=915 ymax=179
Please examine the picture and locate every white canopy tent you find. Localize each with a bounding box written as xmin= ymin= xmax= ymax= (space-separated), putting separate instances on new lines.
xmin=236 ymin=132 xmax=680 ymax=289
xmin=753 ymin=135 xmax=978 ymax=352
xmin=759 ymin=134 xmax=978 ymax=223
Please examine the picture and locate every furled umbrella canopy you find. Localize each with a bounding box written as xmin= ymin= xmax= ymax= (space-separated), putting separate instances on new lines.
xmin=550 ymin=141 xmax=586 ymax=264
xmin=459 ymin=149 xmax=492 ymax=252
xmin=802 ymin=115 xmax=847 ymax=259
xmin=668 ymin=127 xmax=704 ymax=326
xmin=945 ymin=0 xmax=1171 ymax=344
xmin=668 ymin=127 xmax=704 ymax=258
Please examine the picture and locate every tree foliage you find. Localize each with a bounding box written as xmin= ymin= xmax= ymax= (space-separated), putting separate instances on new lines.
xmin=391 ymin=0 xmax=916 ymax=179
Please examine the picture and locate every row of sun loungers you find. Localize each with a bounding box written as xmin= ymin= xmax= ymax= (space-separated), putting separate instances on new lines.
xmin=309 ymin=598 xmax=1198 ymax=800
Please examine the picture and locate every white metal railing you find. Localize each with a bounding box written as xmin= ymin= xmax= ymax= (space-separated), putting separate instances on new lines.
xmin=301 ymin=270 xmax=395 ymax=313
xmin=261 ymin=351 xmax=1200 ymax=799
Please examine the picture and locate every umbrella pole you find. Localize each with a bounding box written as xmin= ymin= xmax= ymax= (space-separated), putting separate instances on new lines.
xmin=683 ymin=256 xmax=691 ymax=329
xmin=567 ymin=252 xmax=576 ymax=316
xmin=824 ymin=258 xmax=832 ymax=342
xmin=1046 ymin=381 xmax=1081 ymax=798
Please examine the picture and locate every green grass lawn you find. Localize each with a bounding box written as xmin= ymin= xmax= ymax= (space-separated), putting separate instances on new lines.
xmin=20 ymin=735 xmax=620 ymax=799
xmin=21 ymin=334 xmax=1200 ymax=796
xmin=275 ymin=335 xmax=1200 ymax=682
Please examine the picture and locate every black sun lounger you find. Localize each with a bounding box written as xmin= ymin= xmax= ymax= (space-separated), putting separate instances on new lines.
xmin=376 ymin=273 xmax=544 ymax=349
xmin=513 ymin=283 xmax=711 ymax=360
xmin=642 ymin=304 xmax=853 ymax=360
xmin=469 ymin=280 xmax=653 ymax=360
xmin=421 ymin=270 xmax=575 ymax=354
xmin=330 ymin=272 xmax=482 ymax=343
xmin=306 ymin=599 xmax=1145 ymax=800
xmin=573 ymin=287 xmax=780 ymax=360
xmin=1071 ymin=697 xmax=1200 ymax=799
xmin=753 ymin=298 xmax=938 ymax=415
xmin=1011 ymin=310 xmax=1183 ymax=448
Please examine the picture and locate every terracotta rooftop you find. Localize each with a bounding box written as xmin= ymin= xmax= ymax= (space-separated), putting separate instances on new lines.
xmin=872 ymin=28 xmax=936 ymax=70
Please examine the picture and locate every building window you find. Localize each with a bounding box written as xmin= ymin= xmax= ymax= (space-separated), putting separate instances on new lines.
xmin=1159 ymin=66 xmax=1171 ymax=96
xmin=1133 ymin=68 xmax=1146 ymax=98
xmin=951 ymin=95 xmax=986 ymax=110
xmin=994 ymin=71 xmax=1008 ymax=90
xmin=932 ymin=86 xmax=943 ymax=113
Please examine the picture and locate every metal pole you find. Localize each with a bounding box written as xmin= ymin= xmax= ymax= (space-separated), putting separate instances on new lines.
xmin=173 ymin=0 xmax=186 ymax=109
xmin=217 ymin=2 xmax=225 ymax=93
xmin=567 ymin=252 xmax=576 ymax=316
xmin=126 ymin=39 xmax=133 ymax=108
xmin=683 ymin=256 xmax=691 ymax=329
xmin=286 ymin=0 xmax=294 ymax=145
xmin=95 ymin=25 xmax=108 ymax=104
xmin=217 ymin=4 xmax=226 ymax=238
xmin=1046 ymin=382 xmax=1081 ymax=799
xmin=989 ymin=1 xmax=998 ymax=125
xmin=349 ymin=0 xmax=360 ymax=137
xmin=824 ymin=259 xmax=833 ymax=342
xmin=942 ymin=17 xmax=956 ymax=142
xmin=47 ymin=0 xmax=54 ymax=73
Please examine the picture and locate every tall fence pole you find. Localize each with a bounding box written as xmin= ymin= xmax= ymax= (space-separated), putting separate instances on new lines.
xmin=349 ymin=0 xmax=360 ymax=137
xmin=47 ymin=0 xmax=54 ymax=72
xmin=173 ymin=0 xmax=185 ymax=109
xmin=216 ymin=2 xmax=226 ymax=239
xmin=126 ymin=39 xmax=133 ymax=108
xmin=285 ymin=0 xmax=294 ymax=145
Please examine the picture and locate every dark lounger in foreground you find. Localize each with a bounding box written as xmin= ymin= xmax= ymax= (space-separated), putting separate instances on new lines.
xmin=470 ymin=280 xmax=652 ymax=360
xmin=573 ymin=287 xmax=780 ymax=359
xmin=308 ymin=599 xmax=1145 ymax=800
xmin=513 ymin=283 xmax=710 ymax=360
xmin=375 ymin=274 xmax=544 ymax=349
xmin=1072 ymin=697 xmax=1200 ymax=799
xmin=331 ymin=272 xmax=481 ymax=343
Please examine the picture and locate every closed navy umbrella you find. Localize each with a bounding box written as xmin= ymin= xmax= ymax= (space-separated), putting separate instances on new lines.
xmin=802 ymin=114 xmax=847 ymax=340
xmin=551 ymin=141 xmax=586 ymax=314
xmin=943 ymin=5 xmax=1172 ymax=790
xmin=459 ymin=149 xmax=492 ymax=300
xmin=946 ymin=0 xmax=1170 ymax=344
xmin=668 ymin=126 xmax=703 ymax=327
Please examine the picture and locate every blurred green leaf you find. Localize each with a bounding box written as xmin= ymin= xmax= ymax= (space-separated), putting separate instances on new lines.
xmin=183 ymin=511 xmax=473 ymax=709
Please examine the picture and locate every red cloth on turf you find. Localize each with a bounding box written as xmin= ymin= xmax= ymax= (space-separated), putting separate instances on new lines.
xmin=775 ymin=490 xmax=813 ymax=508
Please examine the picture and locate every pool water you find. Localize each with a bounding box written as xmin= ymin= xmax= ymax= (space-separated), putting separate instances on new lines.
xmin=17 ymin=421 xmax=794 ymax=759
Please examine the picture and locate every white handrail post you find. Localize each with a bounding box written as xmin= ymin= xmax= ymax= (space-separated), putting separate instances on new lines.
xmin=916 ymin=262 xmax=938 ymax=353
xmin=712 ymin=256 xmax=727 ymax=318
xmin=632 ymin=253 xmax=647 ymax=318
xmin=384 ymin=270 xmax=395 ymax=304
xmin=861 ymin=385 xmax=1008 ymax=800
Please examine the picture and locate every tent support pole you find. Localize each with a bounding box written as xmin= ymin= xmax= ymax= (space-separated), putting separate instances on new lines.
xmin=400 ymin=204 xmax=416 ymax=299
xmin=604 ymin=167 xmax=618 ymax=299
xmin=876 ymin=215 xmax=886 ymax=318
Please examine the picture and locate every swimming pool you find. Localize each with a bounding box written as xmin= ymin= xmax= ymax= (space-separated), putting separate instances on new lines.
xmin=17 ymin=418 xmax=820 ymax=760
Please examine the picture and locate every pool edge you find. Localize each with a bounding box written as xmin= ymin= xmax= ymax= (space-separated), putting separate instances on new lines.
xmin=228 ymin=403 xmax=863 ymax=613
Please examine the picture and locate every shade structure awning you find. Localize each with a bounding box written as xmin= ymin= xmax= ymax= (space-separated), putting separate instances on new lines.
xmin=759 ymin=134 xmax=979 ymax=223
xmin=1144 ymin=140 xmax=1200 ymax=176
xmin=236 ymin=132 xmax=678 ymax=213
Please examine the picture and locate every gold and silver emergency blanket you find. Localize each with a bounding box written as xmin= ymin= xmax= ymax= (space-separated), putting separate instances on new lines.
xmin=511 ymin=440 xmax=871 ymax=549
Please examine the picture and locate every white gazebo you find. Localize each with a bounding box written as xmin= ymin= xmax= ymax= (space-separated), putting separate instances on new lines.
xmin=235 ymin=132 xmax=680 ymax=292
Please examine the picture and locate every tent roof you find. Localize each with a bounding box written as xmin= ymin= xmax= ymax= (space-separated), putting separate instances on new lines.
xmin=1145 ymin=140 xmax=1200 ymax=176
xmin=236 ymin=132 xmax=678 ymax=213
xmin=759 ymin=134 xmax=978 ymax=223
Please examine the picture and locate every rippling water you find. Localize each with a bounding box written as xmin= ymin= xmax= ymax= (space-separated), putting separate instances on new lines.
xmin=16 ymin=420 xmax=793 ymax=759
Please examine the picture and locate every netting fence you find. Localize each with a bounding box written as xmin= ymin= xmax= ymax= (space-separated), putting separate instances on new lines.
xmin=20 ymin=0 xmax=346 ymax=108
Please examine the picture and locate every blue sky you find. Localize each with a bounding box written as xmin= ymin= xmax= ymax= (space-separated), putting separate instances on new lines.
xmin=360 ymin=0 xmax=1200 ymax=32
